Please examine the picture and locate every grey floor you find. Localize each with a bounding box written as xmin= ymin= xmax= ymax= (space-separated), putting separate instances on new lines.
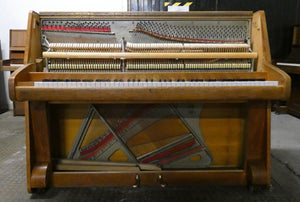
xmin=0 ymin=111 xmax=299 ymax=202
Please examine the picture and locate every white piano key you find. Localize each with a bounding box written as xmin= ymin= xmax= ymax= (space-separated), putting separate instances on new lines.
xmin=34 ymin=80 xmax=279 ymax=88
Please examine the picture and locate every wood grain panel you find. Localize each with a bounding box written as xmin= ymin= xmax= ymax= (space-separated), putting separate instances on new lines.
xmin=200 ymin=103 xmax=245 ymax=167
xmin=24 ymin=12 xmax=41 ymax=67
xmin=127 ymin=117 xmax=189 ymax=147
xmin=81 ymin=114 xmax=108 ymax=147
xmin=49 ymin=103 xmax=246 ymax=168
xmin=49 ymin=104 xmax=88 ymax=158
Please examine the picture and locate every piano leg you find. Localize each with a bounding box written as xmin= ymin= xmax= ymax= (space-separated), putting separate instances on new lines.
xmin=245 ymin=101 xmax=271 ymax=187
xmin=26 ymin=101 xmax=51 ymax=192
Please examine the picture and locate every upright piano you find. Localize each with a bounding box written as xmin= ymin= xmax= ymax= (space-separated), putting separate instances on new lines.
xmin=9 ymin=11 xmax=290 ymax=192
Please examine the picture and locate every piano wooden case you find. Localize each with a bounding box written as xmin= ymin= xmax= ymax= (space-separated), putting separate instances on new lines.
xmin=9 ymin=11 xmax=290 ymax=192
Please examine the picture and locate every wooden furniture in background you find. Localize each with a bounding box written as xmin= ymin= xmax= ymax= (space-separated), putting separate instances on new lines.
xmin=276 ymin=25 xmax=300 ymax=118
xmin=0 ymin=29 xmax=27 ymax=116
xmin=9 ymin=11 xmax=290 ymax=193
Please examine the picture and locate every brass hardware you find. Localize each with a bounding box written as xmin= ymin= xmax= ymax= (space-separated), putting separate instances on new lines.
xmin=157 ymin=174 xmax=167 ymax=188
xmin=132 ymin=174 xmax=140 ymax=188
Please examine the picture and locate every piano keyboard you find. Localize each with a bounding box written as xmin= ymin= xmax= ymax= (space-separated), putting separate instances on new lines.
xmin=34 ymin=79 xmax=278 ymax=88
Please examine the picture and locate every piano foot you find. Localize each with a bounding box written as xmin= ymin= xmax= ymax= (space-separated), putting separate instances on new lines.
xmin=30 ymin=163 xmax=50 ymax=190
xmin=247 ymin=160 xmax=270 ymax=187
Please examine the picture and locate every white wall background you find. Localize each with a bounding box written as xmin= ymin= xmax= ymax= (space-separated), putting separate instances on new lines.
xmin=0 ymin=0 xmax=127 ymax=109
